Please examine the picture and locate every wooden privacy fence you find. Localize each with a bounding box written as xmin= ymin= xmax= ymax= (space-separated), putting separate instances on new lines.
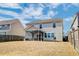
xmin=68 ymin=29 xmax=79 ymax=51
xmin=0 ymin=35 xmax=24 ymax=42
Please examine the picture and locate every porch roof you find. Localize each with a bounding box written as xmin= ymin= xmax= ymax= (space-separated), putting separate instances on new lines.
xmin=26 ymin=30 xmax=45 ymax=33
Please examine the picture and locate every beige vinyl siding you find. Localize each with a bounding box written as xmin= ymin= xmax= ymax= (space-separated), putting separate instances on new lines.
xmin=0 ymin=19 xmax=25 ymax=37
xmin=25 ymin=19 xmax=63 ymax=41
xmin=25 ymin=32 xmax=32 ymax=40
xmin=68 ymin=15 xmax=79 ymax=51
xmin=9 ymin=21 xmax=25 ymax=37
xmin=72 ymin=16 xmax=78 ymax=30
xmin=40 ymin=23 xmax=63 ymax=41
xmin=71 ymin=16 xmax=78 ymax=41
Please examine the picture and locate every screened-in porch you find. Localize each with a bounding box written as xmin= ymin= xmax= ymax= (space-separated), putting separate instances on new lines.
xmin=26 ymin=30 xmax=45 ymax=41
xmin=25 ymin=30 xmax=56 ymax=41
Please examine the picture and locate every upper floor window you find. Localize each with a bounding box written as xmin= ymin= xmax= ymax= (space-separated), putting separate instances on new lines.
xmin=53 ymin=23 xmax=56 ymax=28
xmin=0 ymin=24 xmax=10 ymax=30
xmin=40 ymin=24 xmax=42 ymax=29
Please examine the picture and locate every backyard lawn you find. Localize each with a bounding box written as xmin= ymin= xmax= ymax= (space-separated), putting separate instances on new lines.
xmin=0 ymin=41 xmax=78 ymax=56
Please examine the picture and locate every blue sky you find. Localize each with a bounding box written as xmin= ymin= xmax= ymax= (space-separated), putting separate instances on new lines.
xmin=0 ymin=3 xmax=79 ymax=35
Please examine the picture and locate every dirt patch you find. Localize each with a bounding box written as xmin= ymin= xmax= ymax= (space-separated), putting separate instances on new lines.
xmin=0 ymin=41 xmax=78 ymax=56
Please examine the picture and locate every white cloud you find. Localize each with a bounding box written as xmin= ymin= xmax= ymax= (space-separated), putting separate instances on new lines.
xmin=33 ymin=15 xmax=50 ymax=20
xmin=0 ymin=9 xmax=21 ymax=19
xmin=0 ymin=3 xmax=59 ymax=23
xmin=0 ymin=3 xmax=23 ymax=20
xmin=22 ymin=4 xmax=43 ymax=20
xmin=63 ymin=3 xmax=79 ymax=12
xmin=71 ymin=3 xmax=79 ymax=7
xmin=64 ymin=17 xmax=72 ymax=22
xmin=51 ymin=3 xmax=61 ymax=8
xmin=0 ymin=3 xmax=22 ymax=9
xmin=64 ymin=17 xmax=73 ymax=33
xmin=22 ymin=3 xmax=59 ymax=20
xmin=28 ymin=7 xmax=43 ymax=16
xmin=0 ymin=17 xmax=14 ymax=21
xmin=64 ymin=17 xmax=73 ymax=34
xmin=31 ymin=10 xmax=58 ymax=20
xmin=0 ymin=9 xmax=26 ymax=27
xmin=42 ymin=3 xmax=61 ymax=9
xmin=38 ymin=3 xmax=46 ymax=8
xmin=62 ymin=4 xmax=71 ymax=12
xmin=47 ymin=10 xmax=58 ymax=17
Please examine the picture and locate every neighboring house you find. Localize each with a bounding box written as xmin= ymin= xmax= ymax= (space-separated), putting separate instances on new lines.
xmin=0 ymin=19 xmax=25 ymax=41
xmin=25 ymin=19 xmax=63 ymax=41
xmin=68 ymin=12 xmax=79 ymax=51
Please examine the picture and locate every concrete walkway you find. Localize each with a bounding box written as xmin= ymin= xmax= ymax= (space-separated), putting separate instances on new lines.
xmin=0 ymin=41 xmax=78 ymax=56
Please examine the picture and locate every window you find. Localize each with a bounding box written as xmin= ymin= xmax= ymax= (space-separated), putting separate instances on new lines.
xmin=45 ymin=33 xmax=47 ymax=38
xmin=45 ymin=33 xmax=55 ymax=38
xmin=0 ymin=24 xmax=10 ymax=30
xmin=51 ymin=33 xmax=54 ymax=37
xmin=0 ymin=26 xmax=2 ymax=28
xmin=48 ymin=33 xmax=50 ymax=38
xmin=40 ymin=24 xmax=42 ymax=29
xmin=53 ymin=23 xmax=56 ymax=28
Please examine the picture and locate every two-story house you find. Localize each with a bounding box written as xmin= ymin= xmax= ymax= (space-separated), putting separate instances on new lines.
xmin=0 ymin=19 xmax=25 ymax=41
xmin=25 ymin=19 xmax=63 ymax=41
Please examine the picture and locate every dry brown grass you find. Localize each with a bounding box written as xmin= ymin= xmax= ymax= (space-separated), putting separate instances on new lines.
xmin=0 ymin=41 xmax=78 ymax=56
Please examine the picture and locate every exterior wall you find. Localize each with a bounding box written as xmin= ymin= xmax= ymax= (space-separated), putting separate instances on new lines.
xmin=0 ymin=23 xmax=11 ymax=33
xmin=25 ymin=32 xmax=32 ymax=40
xmin=72 ymin=16 xmax=78 ymax=30
xmin=8 ymin=21 xmax=25 ymax=37
xmin=41 ymin=23 xmax=62 ymax=41
xmin=25 ymin=21 xmax=63 ymax=41
xmin=68 ymin=15 xmax=78 ymax=42
xmin=71 ymin=16 xmax=79 ymax=43
xmin=74 ymin=30 xmax=79 ymax=49
xmin=0 ymin=20 xmax=25 ymax=37
xmin=55 ymin=26 xmax=63 ymax=41
xmin=40 ymin=25 xmax=63 ymax=41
